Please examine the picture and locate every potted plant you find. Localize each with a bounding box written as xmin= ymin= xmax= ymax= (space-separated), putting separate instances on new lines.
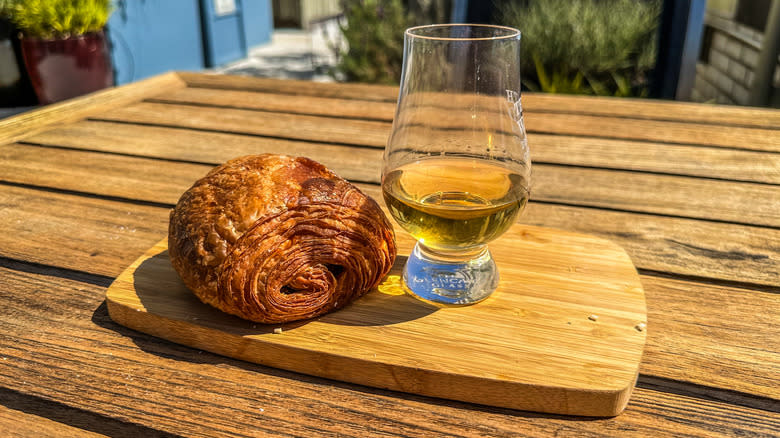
xmin=0 ymin=0 xmax=36 ymax=106
xmin=7 ymin=0 xmax=114 ymax=104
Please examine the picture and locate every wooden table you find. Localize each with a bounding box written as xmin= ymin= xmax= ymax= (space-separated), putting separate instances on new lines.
xmin=0 ymin=72 xmax=778 ymax=437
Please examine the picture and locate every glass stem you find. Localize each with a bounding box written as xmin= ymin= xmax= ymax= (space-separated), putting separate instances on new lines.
xmin=417 ymin=242 xmax=489 ymax=264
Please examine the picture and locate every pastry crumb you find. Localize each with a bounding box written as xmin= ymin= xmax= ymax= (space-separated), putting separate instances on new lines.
xmin=635 ymin=322 xmax=646 ymax=332
xmin=273 ymin=328 xmax=283 ymax=334
xmin=588 ymin=314 xmax=598 ymax=321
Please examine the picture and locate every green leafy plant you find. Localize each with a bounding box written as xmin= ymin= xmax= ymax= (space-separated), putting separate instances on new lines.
xmin=0 ymin=1 xmax=13 ymax=17
xmin=7 ymin=0 xmax=112 ymax=39
xmin=331 ymin=0 xmax=452 ymax=84
xmin=530 ymin=54 xmax=589 ymax=94
xmin=332 ymin=0 xmax=409 ymax=84
xmin=503 ymin=0 xmax=660 ymax=97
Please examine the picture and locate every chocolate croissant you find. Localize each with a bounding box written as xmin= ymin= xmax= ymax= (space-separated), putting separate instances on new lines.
xmin=168 ymin=154 xmax=396 ymax=323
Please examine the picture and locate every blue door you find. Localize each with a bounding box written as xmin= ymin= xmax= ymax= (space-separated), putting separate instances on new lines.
xmin=200 ymin=0 xmax=246 ymax=67
xmin=241 ymin=0 xmax=274 ymax=48
xmin=108 ymin=0 xmax=206 ymax=85
xmin=108 ymin=0 xmax=273 ymax=83
xmin=201 ymin=0 xmax=273 ymax=67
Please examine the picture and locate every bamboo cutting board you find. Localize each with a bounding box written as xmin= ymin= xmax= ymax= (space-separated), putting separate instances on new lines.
xmin=106 ymin=224 xmax=646 ymax=417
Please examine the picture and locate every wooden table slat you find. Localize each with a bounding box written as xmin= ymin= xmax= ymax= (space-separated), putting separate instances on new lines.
xmin=97 ymin=101 xmax=391 ymax=148
xmin=640 ymin=275 xmax=779 ymax=400
xmin=529 ymin=134 xmax=780 ymax=185
xmin=525 ymin=112 xmax=780 ymax=152
xmin=178 ymin=71 xmax=401 ymax=102
xmin=0 ymin=184 xmax=168 ymax=278
xmin=149 ymin=87 xmax=398 ymax=121
xmin=0 ymin=72 xmax=185 ymax=146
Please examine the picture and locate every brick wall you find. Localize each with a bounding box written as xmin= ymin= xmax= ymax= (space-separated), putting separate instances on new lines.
xmin=692 ymin=12 xmax=780 ymax=105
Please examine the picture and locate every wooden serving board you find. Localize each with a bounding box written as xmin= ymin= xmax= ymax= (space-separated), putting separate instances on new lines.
xmin=106 ymin=224 xmax=646 ymax=417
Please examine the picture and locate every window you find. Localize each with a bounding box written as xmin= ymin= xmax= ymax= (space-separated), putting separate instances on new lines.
xmin=735 ymin=0 xmax=771 ymax=32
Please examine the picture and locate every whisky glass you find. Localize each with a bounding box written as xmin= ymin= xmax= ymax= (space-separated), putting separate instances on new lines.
xmin=382 ymin=24 xmax=531 ymax=305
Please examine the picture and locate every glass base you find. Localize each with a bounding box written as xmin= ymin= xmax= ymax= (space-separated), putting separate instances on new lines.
xmin=403 ymin=242 xmax=499 ymax=306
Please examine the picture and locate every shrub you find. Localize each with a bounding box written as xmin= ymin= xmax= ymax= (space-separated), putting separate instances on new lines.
xmin=7 ymin=0 xmax=113 ymax=39
xmin=331 ymin=0 xmax=452 ymax=84
xmin=503 ymin=0 xmax=660 ymax=96
xmin=0 ymin=1 xmax=12 ymax=17
xmin=332 ymin=0 xmax=409 ymax=84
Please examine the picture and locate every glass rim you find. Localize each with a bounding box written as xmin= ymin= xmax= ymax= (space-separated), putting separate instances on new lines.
xmin=405 ymin=24 xmax=520 ymax=41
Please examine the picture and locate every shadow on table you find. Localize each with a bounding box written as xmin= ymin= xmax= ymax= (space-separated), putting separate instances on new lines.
xmin=0 ymin=385 xmax=176 ymax=438
xmin=129 ymin=251 xmax=437 ymax=329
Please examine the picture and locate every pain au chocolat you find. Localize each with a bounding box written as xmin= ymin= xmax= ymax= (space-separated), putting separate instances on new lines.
xmin=168 ymin=154 xmax=397 ymax=323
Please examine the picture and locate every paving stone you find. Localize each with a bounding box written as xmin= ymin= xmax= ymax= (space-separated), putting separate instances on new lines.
xmin=215 ymin=20 xmax=342 ymax=82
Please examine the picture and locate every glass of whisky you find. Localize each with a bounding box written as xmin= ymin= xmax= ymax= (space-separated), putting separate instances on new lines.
xmin=382 ymin=24 xmax=531 ymax=305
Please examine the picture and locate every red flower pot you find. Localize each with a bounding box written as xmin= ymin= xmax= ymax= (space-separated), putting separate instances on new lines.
xmin=21 ymin=30 xmax=113 ymax=105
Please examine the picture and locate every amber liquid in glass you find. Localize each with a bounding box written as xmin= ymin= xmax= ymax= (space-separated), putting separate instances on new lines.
xmin=382 ymin=157 xmax=529 ymax=252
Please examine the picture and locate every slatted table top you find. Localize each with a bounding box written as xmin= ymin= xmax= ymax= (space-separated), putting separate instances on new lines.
xmin=0 ymin=72 xmax=778 ymax=437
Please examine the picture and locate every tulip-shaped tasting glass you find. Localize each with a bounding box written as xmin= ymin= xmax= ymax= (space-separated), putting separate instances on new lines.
xmin=382 ymin=24 xmax=531 ymax=305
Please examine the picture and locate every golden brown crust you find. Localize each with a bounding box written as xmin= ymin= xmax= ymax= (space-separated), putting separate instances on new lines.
xmin=168 ymin=154 xmax=396 ymax=323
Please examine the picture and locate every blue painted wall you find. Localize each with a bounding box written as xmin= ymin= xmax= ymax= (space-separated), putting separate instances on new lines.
xmin=108 ymin=0 xmax=206 ymax=85
xmin=107 ymin=0 xmax=272 ymax=84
